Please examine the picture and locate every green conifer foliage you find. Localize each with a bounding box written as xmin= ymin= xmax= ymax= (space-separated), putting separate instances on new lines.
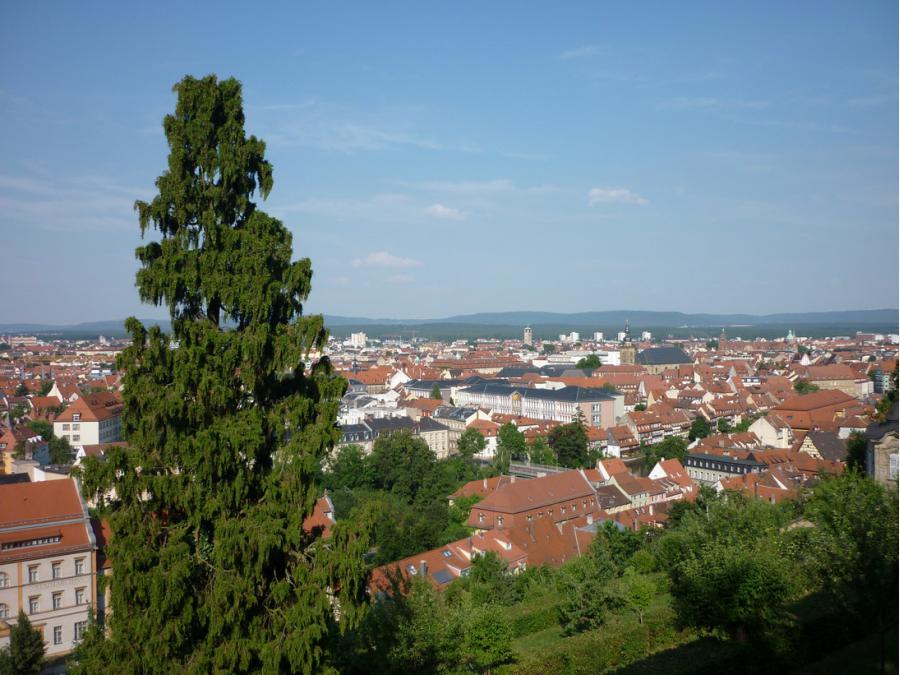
xmin=76 ymin=75 xmax=366 ymax=673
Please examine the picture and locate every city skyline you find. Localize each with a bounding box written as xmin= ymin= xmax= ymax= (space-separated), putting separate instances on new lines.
xmin=2 ymin=1 xmax=898 ymax=324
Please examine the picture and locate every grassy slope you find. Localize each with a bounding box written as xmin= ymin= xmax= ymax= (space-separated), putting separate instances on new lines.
xmin=494 ymin=581 xmax=896 ymax=675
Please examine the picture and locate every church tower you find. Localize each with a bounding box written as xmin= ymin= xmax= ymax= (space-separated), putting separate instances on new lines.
xmin=620 ymin=320 xmax=636 ymax=365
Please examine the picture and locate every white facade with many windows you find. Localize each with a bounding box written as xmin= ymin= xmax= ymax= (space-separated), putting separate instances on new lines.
xmin=0 ymin=480 xmax=97 ymax=657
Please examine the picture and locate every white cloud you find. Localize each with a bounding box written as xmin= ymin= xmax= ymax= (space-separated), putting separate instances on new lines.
xmin=587 ymin=187 xmax=648 ymax=206
xmin=424 ymin=203 xmax=464 ymax=220
xmin=560 ymin=45 xmax=600 ymax=60
xmin=351 ymin=251 xmax=423 ymax=269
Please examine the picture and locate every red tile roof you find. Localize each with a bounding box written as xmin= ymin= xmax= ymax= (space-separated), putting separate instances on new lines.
xmin=468 ymin=470 xmax=595 ymax=517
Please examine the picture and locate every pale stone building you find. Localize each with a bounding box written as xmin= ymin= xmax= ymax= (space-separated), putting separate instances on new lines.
xmin=0 ymin=479 xmax=97 ymax=657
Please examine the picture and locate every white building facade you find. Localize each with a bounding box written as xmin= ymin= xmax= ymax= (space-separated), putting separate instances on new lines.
xmin=0 ymin=479 xmax=97 ymax=657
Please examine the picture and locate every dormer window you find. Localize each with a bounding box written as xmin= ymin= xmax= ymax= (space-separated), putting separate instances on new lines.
xmin=72 ymin=413 xmax=81 ymax=422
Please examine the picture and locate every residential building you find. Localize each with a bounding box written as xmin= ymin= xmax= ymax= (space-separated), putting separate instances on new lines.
xmin=454 ymin=383 xmax=623 ymax=428
xmin=0 ymin=479 xmax=97 ymax=657
xmin=467 ymin=470 xmax=599 ymax=531
xmin=53 ymin=393 xmax=123 ymax=447
xmin=369 ymin=530 xmax=527 ymax=595
xmin=748 ymin=414 xmax=794 ymax=448
xmin=770 ymin=390 xmax=861 ymax=433
xmin=798 ymin=431 xmax=847 ymax=462
xmin=336 ymin=417 xmax=453 ymax=458
xmin=684 ymin=452 xmax=767 ymax=485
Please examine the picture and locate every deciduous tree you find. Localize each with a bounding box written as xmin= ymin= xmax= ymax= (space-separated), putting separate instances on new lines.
xmin=527 ymin=436 xmax=556 ymax=465
xmin=640 ymin=435 xmax=687 ymax=473
xmin=496 ymin=422 xmax=526 ymax=471
xmin=323 ymin=444 xmax=372 ymax=491
xmin=688 ymin=416 xmax=710 ymax=441
xmin=575 ymin=354 xmax=601 ymax=370
xmin=805 ymin=474 xmax=898 ymax=638
xmin=549 ymin=416 xmax=588 ymax=468
xmin=457 ymin=427 xmax=486 ymax=459
xmin=793 ymin=379 xmax=819 ymax=395
xmin=623 ymin=568 xmax=655 ymax=624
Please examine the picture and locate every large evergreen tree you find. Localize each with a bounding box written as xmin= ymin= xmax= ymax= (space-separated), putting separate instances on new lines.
xmin=76 ymin=75 xmax=367 ymax=673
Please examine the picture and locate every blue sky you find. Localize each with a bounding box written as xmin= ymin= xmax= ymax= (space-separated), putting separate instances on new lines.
xmin=1 ymin=1 xmax=897 ymax=323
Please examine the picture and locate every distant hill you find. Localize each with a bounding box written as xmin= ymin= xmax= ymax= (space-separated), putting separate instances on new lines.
xmin=1 ymin=309 xmax=895 ymax=339
xmin=324 ymin=309 xmax=898 ymax=328
xmin=0 ymin=319 xmax=170 ymax=335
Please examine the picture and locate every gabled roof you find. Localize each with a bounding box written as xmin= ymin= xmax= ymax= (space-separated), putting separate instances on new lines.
xmin=0 ymin=479 xmax=93 ymax=564
xmin=803 ymin=431 xmax=848 ymax=462
xmin=774 ymin=390 xmax=857 ymax=412
xmin=469 ymin=470 xmax=595 ymax=517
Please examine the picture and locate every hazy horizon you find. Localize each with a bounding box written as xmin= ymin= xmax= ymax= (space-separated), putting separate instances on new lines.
xmin=1 ymin=307 xmax=897 ymax=329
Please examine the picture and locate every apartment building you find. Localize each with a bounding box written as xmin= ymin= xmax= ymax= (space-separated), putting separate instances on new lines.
xmin=337 ymin=416 xmax=453 ymax=458
xmin=0 ymin=479 xmax=97 ymax=657
xmin=53 ymin=392 xmax=123 ymax=446
xmin=454 ymin=383 xmax=623 ymax=428
xmin=467 ymin=470 xmax=600 ymax=531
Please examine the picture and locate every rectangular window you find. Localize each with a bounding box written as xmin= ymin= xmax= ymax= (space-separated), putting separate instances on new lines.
xmin=52 ymin=592 xmax=62 ymax=610
xmin=75 ymin=558 xmax=84 ymax=575
xmin=53 ymin=626 xmax=62 ymax=645
xmin=75 ymin=621 xmax=87 ymax=641
xmin=52 ymin=562 xmax=61 ymax=579
xmin=75 ymin=588 xmax=85 ymax=605
xmin=29 ymin=596 xmax=39 ymax=614
xmin=28 ymin=566 xmax=39 ymax=583
xmin=73 ymin=435 xmax=80 ymax=442
xmin=72 ymin=423 xmax=80 ymax=430
xmin=72 ymin=413 xmax=81 ymax=422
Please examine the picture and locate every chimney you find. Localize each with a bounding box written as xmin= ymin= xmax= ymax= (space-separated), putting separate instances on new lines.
xmin=483 ymin=477 xmax=487 ymax=489
xmin=511 ymin=475 xmax=516 ymax=483
xmin=419 ymin=560 xmax=427 ymax=577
